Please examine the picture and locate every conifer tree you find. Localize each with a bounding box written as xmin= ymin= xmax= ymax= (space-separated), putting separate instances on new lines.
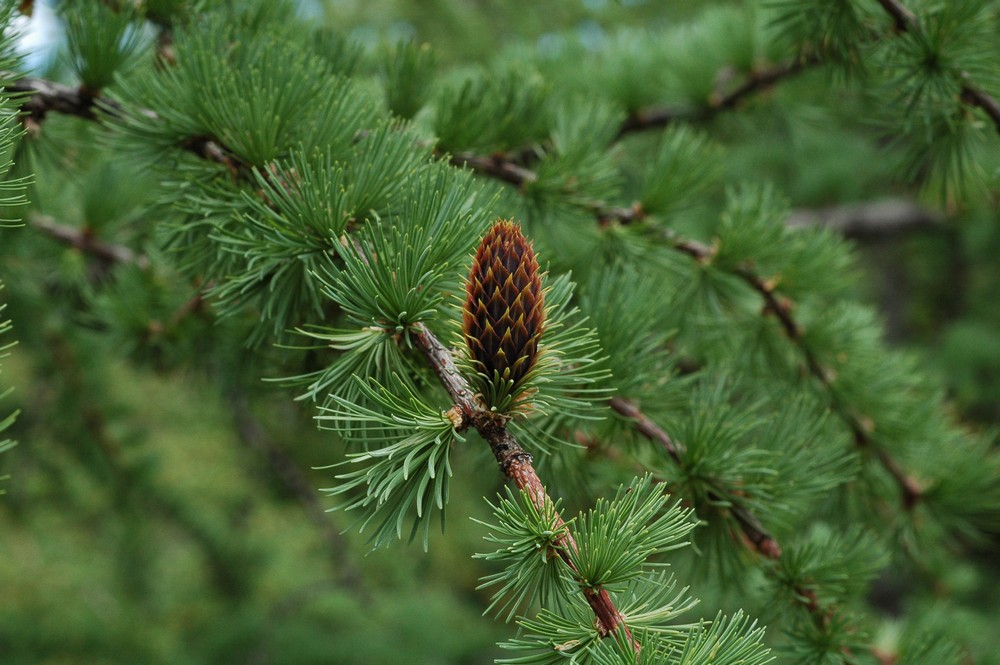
xmin=1 ymin=1 xmax=999 ymax=663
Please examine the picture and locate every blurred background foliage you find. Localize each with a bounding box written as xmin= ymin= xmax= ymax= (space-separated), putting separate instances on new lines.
xmin=1 ymin=0 xmax=999 ymax=663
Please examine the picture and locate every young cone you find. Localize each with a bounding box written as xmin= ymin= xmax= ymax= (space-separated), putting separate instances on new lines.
xmin=463 ymin=220 xmax=545 ymax=408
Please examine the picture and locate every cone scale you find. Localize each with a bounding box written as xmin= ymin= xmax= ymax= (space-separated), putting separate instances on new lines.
xmin=463 ymin=220 xmax=545 ymax=407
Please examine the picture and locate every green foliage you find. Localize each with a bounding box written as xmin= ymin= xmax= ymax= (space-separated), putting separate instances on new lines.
xmin=3 ymin=1 xmax=1000 ymax=663
xmin=433 ymin=63 xmax=552 ymax=153
xmin=64 ymin=1 xmax=148 ymax=90
xmin=474 ymin=486 xmax=574 ymax=621
xmin=0 ymin=287 xmax=16 ymax=456
xmin=568 ymin=476 xmax=696 ymax=588
xmin=379 ymin=41 xmax=437 ymax=120
xmin=318 ymin=375 xmax=456 ymax=549
xmin=639 ymin=126 xmax=722 ymax=220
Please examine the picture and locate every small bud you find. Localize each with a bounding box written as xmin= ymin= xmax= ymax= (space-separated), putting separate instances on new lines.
xmin=463 ymin=220 xmax=545 ymax=407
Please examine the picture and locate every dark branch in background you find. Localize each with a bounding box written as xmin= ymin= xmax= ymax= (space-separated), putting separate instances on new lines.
xmin=617 ymin=57 xmax=819 ymax=138
xmin=30 ymin=214 xmax=149 ymax=269
xmin=786 ymin=199 xmax=943 ymax=239
xmin=875 ymin=0 xmax=917 ymax=32
xmin=410 ymin=322 xmax=638 ymax=650
xmin=6 ymin=75 xmax=120 ymax=122
xmin=448 ymin=152 xmax=537 ymax=188
xmin=961 ymin=84 xmax=1000 ymax=134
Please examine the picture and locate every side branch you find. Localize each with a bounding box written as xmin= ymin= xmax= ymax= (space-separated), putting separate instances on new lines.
xmin=609 ymin=397 xmax=781 ymax=559
xmin=608 ymin=396 xmax=853 ymax=659
xmin=448 ymin=152 xmax=537 ymax=189
xmin=731 ymin=268 xmax=923 ymax=509
xmin=6 ymin=75 xmax=120 ymax=122
xmin=873 ymin=0 xmax=1000 ymax=135
xmin=655 ymin=233 xmax=924 ymax=508
xmin=616 ymin=58 xmax=817 ymax=138
xmin=5 ymin=75 xmax=243 ymax=174
xmin=409 ymin=322 xmax=636 ymax=648
xmin=31 ymin=214 xmax=148 ymax=268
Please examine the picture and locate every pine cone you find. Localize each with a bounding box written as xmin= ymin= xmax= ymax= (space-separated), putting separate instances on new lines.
xmin=463 ymin=220 xmax=545 ymax=403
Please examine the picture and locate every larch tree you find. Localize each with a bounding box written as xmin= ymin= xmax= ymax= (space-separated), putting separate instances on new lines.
xmin=1 ymin=1 xmax=999 ymax=664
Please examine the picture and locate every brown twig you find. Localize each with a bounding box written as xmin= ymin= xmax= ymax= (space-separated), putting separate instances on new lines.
xmin=607 ymin=395 xmax=851 ymax=659
xmin=409 ymin=321 xmax=637 ymax=649
xmin=661 ymin=232 xmax=924 ymax=508
xmin=5 ymin=75 xmax=120 ymax=122
xmin=448 ymin=152 xmax=537 ymax=189
xmin=608 ymin=396 xmax=781 ymax=559
xmin=30 ymin=214 xmax=149 ymax=269
xmin=731 ymin=264 xmax=923 ymax=509
xmin=617 ymin=57 xmax=818 ymax=138
xmin=4 ymin=75 xmax=242 ymax=174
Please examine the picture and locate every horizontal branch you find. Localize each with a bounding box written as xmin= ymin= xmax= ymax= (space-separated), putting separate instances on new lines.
xmin=786 ymin=199 xmax=943 ymax=239
xmin=617 ymin=57 xmax=818 ymax=138
xmin=4 ymin=74 xmax=119 ymax=121
xmin=5 ymin=75 xmax=241 ymax=173
xmin=410 ymin=322 xmax=636 ymax=649
xmin=448 ymin=152 xmax=537 ymax=189
xmin=31 ymin=214 xmax=148 ymax=268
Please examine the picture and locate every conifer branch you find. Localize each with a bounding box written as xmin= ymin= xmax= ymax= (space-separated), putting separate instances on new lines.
xmin=410 ymin=321 xmax=637 ymax=648
xmin=607 ymin=396 xmax=859 ymax=663
xmin=5 ymin=74 xmax=117 ymax=121
xmin=443 ymin=150 xmax=924 ymax=507
xmin=874 ymin=0 xmax=1000 ymax=134
xmin=608 ymin=397 xmax=781 ymax=558
xmin=5 ymin=75 xmax=243 ymax=173
xmin=663 ymin=233 xmax=925 ymax=509
xmin=617 ymin=57 xmax=818 ymax=138
xmin=30 ymin=214 xmax=148 ymax=268
xmin=448 ymin=152 xmax=537 ymax=188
